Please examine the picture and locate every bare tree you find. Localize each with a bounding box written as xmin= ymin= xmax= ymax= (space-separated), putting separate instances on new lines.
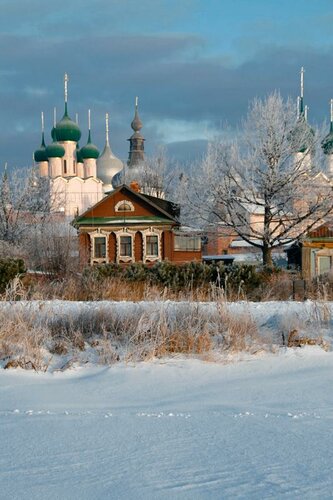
xmin=182 ymin=92 xmax=333 ymax=267
xmin=0 ymin=166 xmax=76 ymax=273
xmin=0 ymin=166 xmax=52 ymax=244
xmin=120 ymin=147 xmax=180 ymax=199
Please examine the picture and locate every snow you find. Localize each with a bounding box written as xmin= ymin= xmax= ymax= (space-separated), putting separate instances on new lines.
xmin=2 ymin=345 xmax=333 ymax=498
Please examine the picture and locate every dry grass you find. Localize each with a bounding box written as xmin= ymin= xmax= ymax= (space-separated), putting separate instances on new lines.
xmin=0 ymin=299 xmax=268 ymax=370
xmin=215 ymin=304 xmax=259 ymax=352
xmin=0 ymin=310 xmax=51 ymax=371
xmin=287 ymin=329 xmax=329 ymax=351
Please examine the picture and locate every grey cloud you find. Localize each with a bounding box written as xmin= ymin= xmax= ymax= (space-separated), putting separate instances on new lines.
xmin=1 ymin=31 xmax=333 ymax=168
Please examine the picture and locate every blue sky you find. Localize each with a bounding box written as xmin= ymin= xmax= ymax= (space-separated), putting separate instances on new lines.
xmin=1 ymin=0 xmax=333 ymax=166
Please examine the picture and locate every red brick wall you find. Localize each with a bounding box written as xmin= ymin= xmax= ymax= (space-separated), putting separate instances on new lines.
xmin=79 ymin=233 xmax=90 ymax=267
xmin=135 ymin=232 xmax=143 ymax=261
xmin=108 ymin=232 xmax=116 ymax=262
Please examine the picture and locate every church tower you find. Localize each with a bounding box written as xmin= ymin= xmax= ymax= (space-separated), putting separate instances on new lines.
xmin=128 ymin=97 xmax=145 ymax=167
xmin=294 ymin=67 xmax=314 ymax=170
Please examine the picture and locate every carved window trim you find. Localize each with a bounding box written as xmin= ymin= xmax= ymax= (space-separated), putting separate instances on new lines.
xmin=88 ymin=229 xmax=109 ymax=265
xmin=141 ymin=227 xmax=162 ymax=263
xmin=115 ymin=228 xmax=136 ymax=263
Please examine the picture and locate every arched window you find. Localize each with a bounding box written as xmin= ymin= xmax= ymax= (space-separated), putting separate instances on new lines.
xmin=115 ymin=200 xmax=135 ymax=213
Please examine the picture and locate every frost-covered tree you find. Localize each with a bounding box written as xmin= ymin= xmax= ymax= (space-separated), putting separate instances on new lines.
xmin=182 ymin=92 xmax=333 ymax=267
xmin=0 ymin=166 xmax=53 ymax=244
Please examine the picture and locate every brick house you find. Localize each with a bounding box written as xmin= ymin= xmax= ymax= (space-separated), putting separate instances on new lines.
xmin=73 ymin=184 xmax=202 ymax=267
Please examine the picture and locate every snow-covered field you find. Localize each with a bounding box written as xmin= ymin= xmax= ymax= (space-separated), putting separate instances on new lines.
xmin=2 ymin=346 xmax=333 ymax=499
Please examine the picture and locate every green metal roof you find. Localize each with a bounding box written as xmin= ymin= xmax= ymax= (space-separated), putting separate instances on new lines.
xmin=75 ymin=215 xmax=174 ymax=226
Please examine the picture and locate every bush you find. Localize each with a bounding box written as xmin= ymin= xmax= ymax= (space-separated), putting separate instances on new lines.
xmin=0 ymin=258 xmax=26 ymax=293
xmin=82 ymin=260 xmax=262 ymax=294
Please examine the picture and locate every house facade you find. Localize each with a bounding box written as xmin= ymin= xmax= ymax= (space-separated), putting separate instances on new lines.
xmin=301 ymin=223 xmax=333 ymax=278
xmin=74 ymin=184 xmax=202 ymax=267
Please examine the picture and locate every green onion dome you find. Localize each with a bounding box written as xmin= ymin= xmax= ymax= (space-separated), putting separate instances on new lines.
xmin=51 ymin=126 xmax=57 ymax=141
xmin=297 ymin=118 xmax=314 ymax=153
xmin=55 ymin=103 xmax=81 ymax=142
xmin=322 ymin=122 xmax=333 ymax=155
xmin=289 ymin=115 xmax=314 ymax=154
xmin=80 ymin=131 xmax=100 ymax=159
xmin=76 ymin=143 xmax=83 ymax=163
xmin=34 ymin=133 xmax=48 ymax=162
xmin=46 ymin=139 xmax=65 ymax=158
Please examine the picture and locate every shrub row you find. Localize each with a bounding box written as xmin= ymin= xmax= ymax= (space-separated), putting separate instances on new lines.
xmin=85 ymin=261 xmax=262 ymax=292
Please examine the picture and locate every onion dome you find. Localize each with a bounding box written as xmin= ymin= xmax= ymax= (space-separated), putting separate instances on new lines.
xmin=294 ymin=115 xmax=314 ymax=153
xmin=34 ymin=112 xmax=48 ymax=162
xmin=34 ymin=132 xmax=48 ymax=162
xmin=131 ymin=100 xmax=143 ymax=133
xmin=76 ymin=143 xmax=83 ymax=163
xmin=54 ymin=74 xmax=81 ymax=142
xmin=55 ymin=102 xmax=81 ymax=142
xmin=46 ymin=138 xmax=65 ymax=158
xmin=80 ymin=130 xmax=100 ymax=159
xmin=80 ymin=110 xmax=100 ymax=159
xmin=322 ymin=100 xmax=333 ymax=155
xmin=289 ymin=97 xmax=314 ymax=154
xmin=97 ymin=113 xmax=123 ymax=184
xmin=322 ymin=123 xmax=333 ymax=155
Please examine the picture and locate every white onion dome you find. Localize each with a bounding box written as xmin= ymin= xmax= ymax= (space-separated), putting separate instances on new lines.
xmin=97 ymin=143 xmax=123 ymax=184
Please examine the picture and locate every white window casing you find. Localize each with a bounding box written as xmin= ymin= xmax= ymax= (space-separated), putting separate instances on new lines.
xmin=88 ymin=229 xmax=109 ymax=265
xmin=115 ymin=228 xmax=136 ymax=263
xmin=141 ymin=227 xmax=162 ymax=263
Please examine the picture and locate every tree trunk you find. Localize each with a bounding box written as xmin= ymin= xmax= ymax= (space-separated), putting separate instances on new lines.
xmin=262 ymin=243 xmax=273 ymax=268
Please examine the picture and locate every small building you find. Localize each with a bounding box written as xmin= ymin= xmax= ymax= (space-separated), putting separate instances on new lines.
xmin=301 ymin=223 xmax=333 ymax=278
xmin=73 ymin=184 xmax=202 ymax=267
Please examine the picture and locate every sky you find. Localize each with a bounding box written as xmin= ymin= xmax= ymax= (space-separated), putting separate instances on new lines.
xmin=1 ymin=0 xmax=333 ymax=167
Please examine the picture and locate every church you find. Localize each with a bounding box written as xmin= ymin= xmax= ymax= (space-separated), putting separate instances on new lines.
xmin=33 ymin=74 xmax=147 ymax=218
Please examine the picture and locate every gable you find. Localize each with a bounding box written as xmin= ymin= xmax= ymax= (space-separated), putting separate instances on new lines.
xmin=75 ymin=185 xmax=177 ymax=226
xmin=307 ymin=223 xmax=333 ymax=239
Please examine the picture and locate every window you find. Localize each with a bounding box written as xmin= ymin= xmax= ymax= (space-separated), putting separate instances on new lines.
xmin=73 ymin=160 xmax=76 ymax=174
xmin=115 ymin=200 xmax=135 ymax=212
xmin=94 ymin=237 xmax=106 ymax=258
xmin=318 ymin=256 xmax=331 ymax=275
xmin=64 ymin=159 xmax=67 ymax=174
xmin=174 ymin=235 xmax=201 ymax=251
xmin=146 ymin=235 xmax=158 ymax=256
xmin=120 ymin=236 xmax=132 ymax=256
